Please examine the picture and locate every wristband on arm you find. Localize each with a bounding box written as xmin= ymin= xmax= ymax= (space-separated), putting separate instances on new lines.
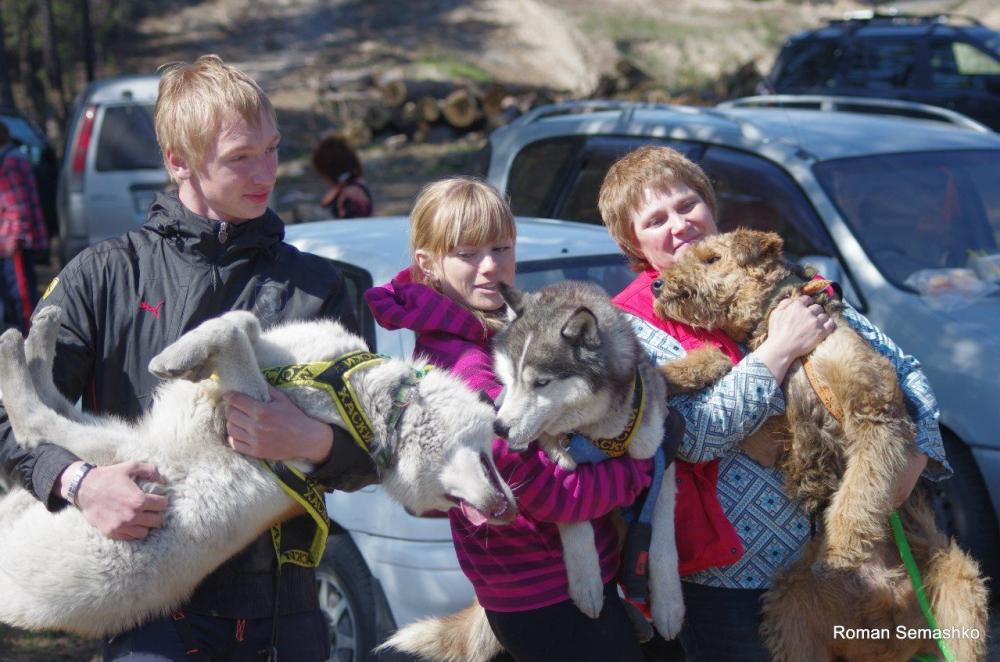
xmin=65 ymin=462 xmax=95 ymax=507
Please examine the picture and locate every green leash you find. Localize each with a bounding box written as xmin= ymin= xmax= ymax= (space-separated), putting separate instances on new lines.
xmin=890 ymin=511 xmax=955 ymax=662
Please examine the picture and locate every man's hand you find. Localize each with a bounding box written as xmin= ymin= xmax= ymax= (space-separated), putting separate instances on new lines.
xmin=223 ymin=385 xmax=333 ymax=464
xmin=59 ymin=461 xmax=167 ymax=540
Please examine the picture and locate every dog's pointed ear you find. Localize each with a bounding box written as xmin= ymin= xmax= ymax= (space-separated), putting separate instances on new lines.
xmin=731 ymin=229 xmax=783 ymax=266
xmin=561 ymin=306 xmax=601 ymax=349
xmin=498 ymin=282 xmax=525 ymax=318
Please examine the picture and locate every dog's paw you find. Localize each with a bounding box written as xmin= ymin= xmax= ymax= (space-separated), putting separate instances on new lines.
xmin=25 ymin=306 xmax=62 ymax=361
xmin=652 ymin=593 xmax=685 ymax=640
xmin=568 ymin=575 xmax=604 ymax=619
xmin=149 ymin=342 xmax=213 ymax=382
xmin=0 ymin=328 xmax=25 ymax=362
xmin=30 ymin=305 xmax=62 ymax=330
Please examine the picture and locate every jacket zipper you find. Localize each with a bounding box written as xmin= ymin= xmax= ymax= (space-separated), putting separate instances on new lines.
xmin=212 ymin=221 xmax=230 ymax=289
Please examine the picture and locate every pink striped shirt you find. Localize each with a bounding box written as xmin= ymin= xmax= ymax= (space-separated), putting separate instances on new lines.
xmin=366 ymin=270 xmax=652 ymax=611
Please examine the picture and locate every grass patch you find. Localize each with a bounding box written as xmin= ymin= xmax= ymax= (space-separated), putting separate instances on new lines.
xmin=580 ymin=12 xmax=703 ymax=44
xmin=0 ymin=625 xmax=101 ymax=661
xmin=416 ymin=54 xmax=493 ymax=83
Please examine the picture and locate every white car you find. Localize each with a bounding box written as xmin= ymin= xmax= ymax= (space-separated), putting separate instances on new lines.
xmin=284 ymin=216 xmax=633 ymax=661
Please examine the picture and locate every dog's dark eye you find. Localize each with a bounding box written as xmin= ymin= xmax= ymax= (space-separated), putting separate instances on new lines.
xmin=534 ymin=378 xmax=551 ymax=388
xmin=704 ymin=254 xmax=720 ymax=264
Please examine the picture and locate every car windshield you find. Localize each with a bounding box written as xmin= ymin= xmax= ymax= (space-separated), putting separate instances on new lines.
xmin=813 ymin=149 xmax=1000 ymax=288
xmin=515 ymin=254 xmax=633 ymax=295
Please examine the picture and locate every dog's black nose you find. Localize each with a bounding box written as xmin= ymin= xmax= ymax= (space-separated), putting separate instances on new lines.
xmin=493 ymin=420 xmax=509 ymax=439
xmin=651 ymin=279 xmax=663 ymax=294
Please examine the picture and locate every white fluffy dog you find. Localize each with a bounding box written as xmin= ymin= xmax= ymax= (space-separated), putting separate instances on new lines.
xmin=0 ymin=306 xmax=516 ymax=638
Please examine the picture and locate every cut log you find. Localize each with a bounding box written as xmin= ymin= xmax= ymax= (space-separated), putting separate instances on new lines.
xmin=342 ymin=118 xmax=373 ymax=148
xmin=441 ymin=88 xmax=482 ymax=129
xmin=378 ymin=76 xmax=465 ymax=108
xmin=364 ymin=103 xmax=392 ymax=133
xmin=323 ymin=69 xmax=377 ymax=93
xmin=480 ymin=83 xmax=507 ymax=119
xmin=417 ymin=95 xmax=441 ymax=124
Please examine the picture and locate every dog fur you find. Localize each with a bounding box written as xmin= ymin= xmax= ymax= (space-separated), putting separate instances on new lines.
xmin=0 ymin=306 xmax=516 ymax=638
xmin=380 ymin=281 xmax=684 ymax=662
xmin=653 ymin=229 xmax=988 ymax=661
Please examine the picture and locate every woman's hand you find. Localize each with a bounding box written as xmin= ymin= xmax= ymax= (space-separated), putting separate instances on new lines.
xmin=754 ymin=296 xmax=836 ymax=382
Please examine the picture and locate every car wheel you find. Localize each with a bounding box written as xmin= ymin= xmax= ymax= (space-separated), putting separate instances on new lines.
xmin=317 ymin=532 xmax=378 ymax=662
xmin=932 ymin=432 xmax=1000 ymax=601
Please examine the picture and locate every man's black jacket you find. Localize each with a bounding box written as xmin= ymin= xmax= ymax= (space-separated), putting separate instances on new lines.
xmin=0 ymin=192 xmax=377 ymax=618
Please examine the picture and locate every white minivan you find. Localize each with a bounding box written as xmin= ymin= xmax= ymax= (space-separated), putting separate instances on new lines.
xmin=57 ymin=75 xmax=168 ymax=264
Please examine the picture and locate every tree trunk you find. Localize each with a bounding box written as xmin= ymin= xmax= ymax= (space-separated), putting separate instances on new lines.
xmin=0 ymin=10 xmax=17 ymax=109
xmin=16 ymin=5 xmax=48 ymax=121
xmin=38 ymin=0 xmax=66 ymax=122
xmin=81 ymin=0 xmax=96 ymax=82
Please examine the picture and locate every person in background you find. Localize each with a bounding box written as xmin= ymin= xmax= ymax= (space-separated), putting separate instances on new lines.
xmin=311 ymin=131 xmax=373 ymax=219
xmin=0 ymin=120 xmax=48 ymax=333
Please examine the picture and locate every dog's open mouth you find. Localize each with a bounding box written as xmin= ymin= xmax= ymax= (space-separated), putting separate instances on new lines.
xmin=447 ymin=455 xmax=517 ymax=526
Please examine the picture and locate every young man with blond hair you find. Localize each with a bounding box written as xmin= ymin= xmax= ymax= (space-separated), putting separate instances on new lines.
xmin=0 ymin=55 xmax=376 ymax=660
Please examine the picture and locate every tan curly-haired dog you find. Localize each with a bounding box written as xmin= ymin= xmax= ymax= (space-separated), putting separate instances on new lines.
xmin=654 ymin=229 xmax=988 ymax=661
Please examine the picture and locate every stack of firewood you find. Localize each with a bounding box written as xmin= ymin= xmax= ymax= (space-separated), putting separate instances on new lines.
xmin=315 ymin=58 xmax=763 ymax=148
xmin=317 ymin=68 xmax=558 ymax=147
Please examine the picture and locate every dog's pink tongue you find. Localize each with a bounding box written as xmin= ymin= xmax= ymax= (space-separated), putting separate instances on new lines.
xmin=460 ymin=501 xmax=489 ymax=527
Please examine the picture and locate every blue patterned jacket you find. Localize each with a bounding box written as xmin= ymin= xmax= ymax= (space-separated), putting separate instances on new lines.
xmin=626 ymin=306 xmax=951 ymax=589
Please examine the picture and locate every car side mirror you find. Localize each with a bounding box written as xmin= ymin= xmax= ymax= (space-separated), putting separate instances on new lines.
xmin=798 ymin=255 xmax=862 ymax=310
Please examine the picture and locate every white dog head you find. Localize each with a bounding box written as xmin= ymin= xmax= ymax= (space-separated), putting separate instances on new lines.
xmin=379 ymin=369 xmax=518 ymax=525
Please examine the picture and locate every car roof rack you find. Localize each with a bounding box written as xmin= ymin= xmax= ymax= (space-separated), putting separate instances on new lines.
xmin=516 ymin=100 xmax=678 ymax=125
xmin=830 ymin=10 xmax=983 ymax=28
xmin=719 ymin=95 xmax=992 ymax=133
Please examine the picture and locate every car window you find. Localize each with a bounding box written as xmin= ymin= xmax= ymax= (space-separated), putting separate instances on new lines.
xmin=813 ymin=149 xmax=1000 ymax=287
xmin=96 ymin=104 xmax=161 ymax=172
xmin=515 ymin=254 xmax=632 ymax=296
xmin=507 ymin=137 xmax=582 ymax=218
xmin=329 ymin=260 xmax=376 ymax=351
xmin=930 ymin=39 xmax=1000 ymax=89
xmin=554 ymin=138 xmax=703 ymax=224
xmin=845 ymin=39 xmax=920 ymax=90
xmin=773 ymin=39 xmax=843 ymax=90
xmin=700 ymin=146 xmax=834 ymax=259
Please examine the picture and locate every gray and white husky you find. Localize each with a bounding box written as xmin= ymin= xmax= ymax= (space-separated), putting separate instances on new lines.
xmin=0 ymin=306 xmax=516 ymax=638
xmin=382 ymin=281 xmax=683 ymax=662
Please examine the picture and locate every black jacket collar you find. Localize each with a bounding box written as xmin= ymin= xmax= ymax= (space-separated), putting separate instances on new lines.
xmin=144 ymin=191 xmax=285 ymax=259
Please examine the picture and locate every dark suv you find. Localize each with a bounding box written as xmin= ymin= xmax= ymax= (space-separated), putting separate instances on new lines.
xmin=762 ymin=12 xmax=1000 ymax=130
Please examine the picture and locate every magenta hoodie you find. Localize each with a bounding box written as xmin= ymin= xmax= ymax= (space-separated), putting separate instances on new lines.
xmin=365 ymin=269 xmax=652 ymax=612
